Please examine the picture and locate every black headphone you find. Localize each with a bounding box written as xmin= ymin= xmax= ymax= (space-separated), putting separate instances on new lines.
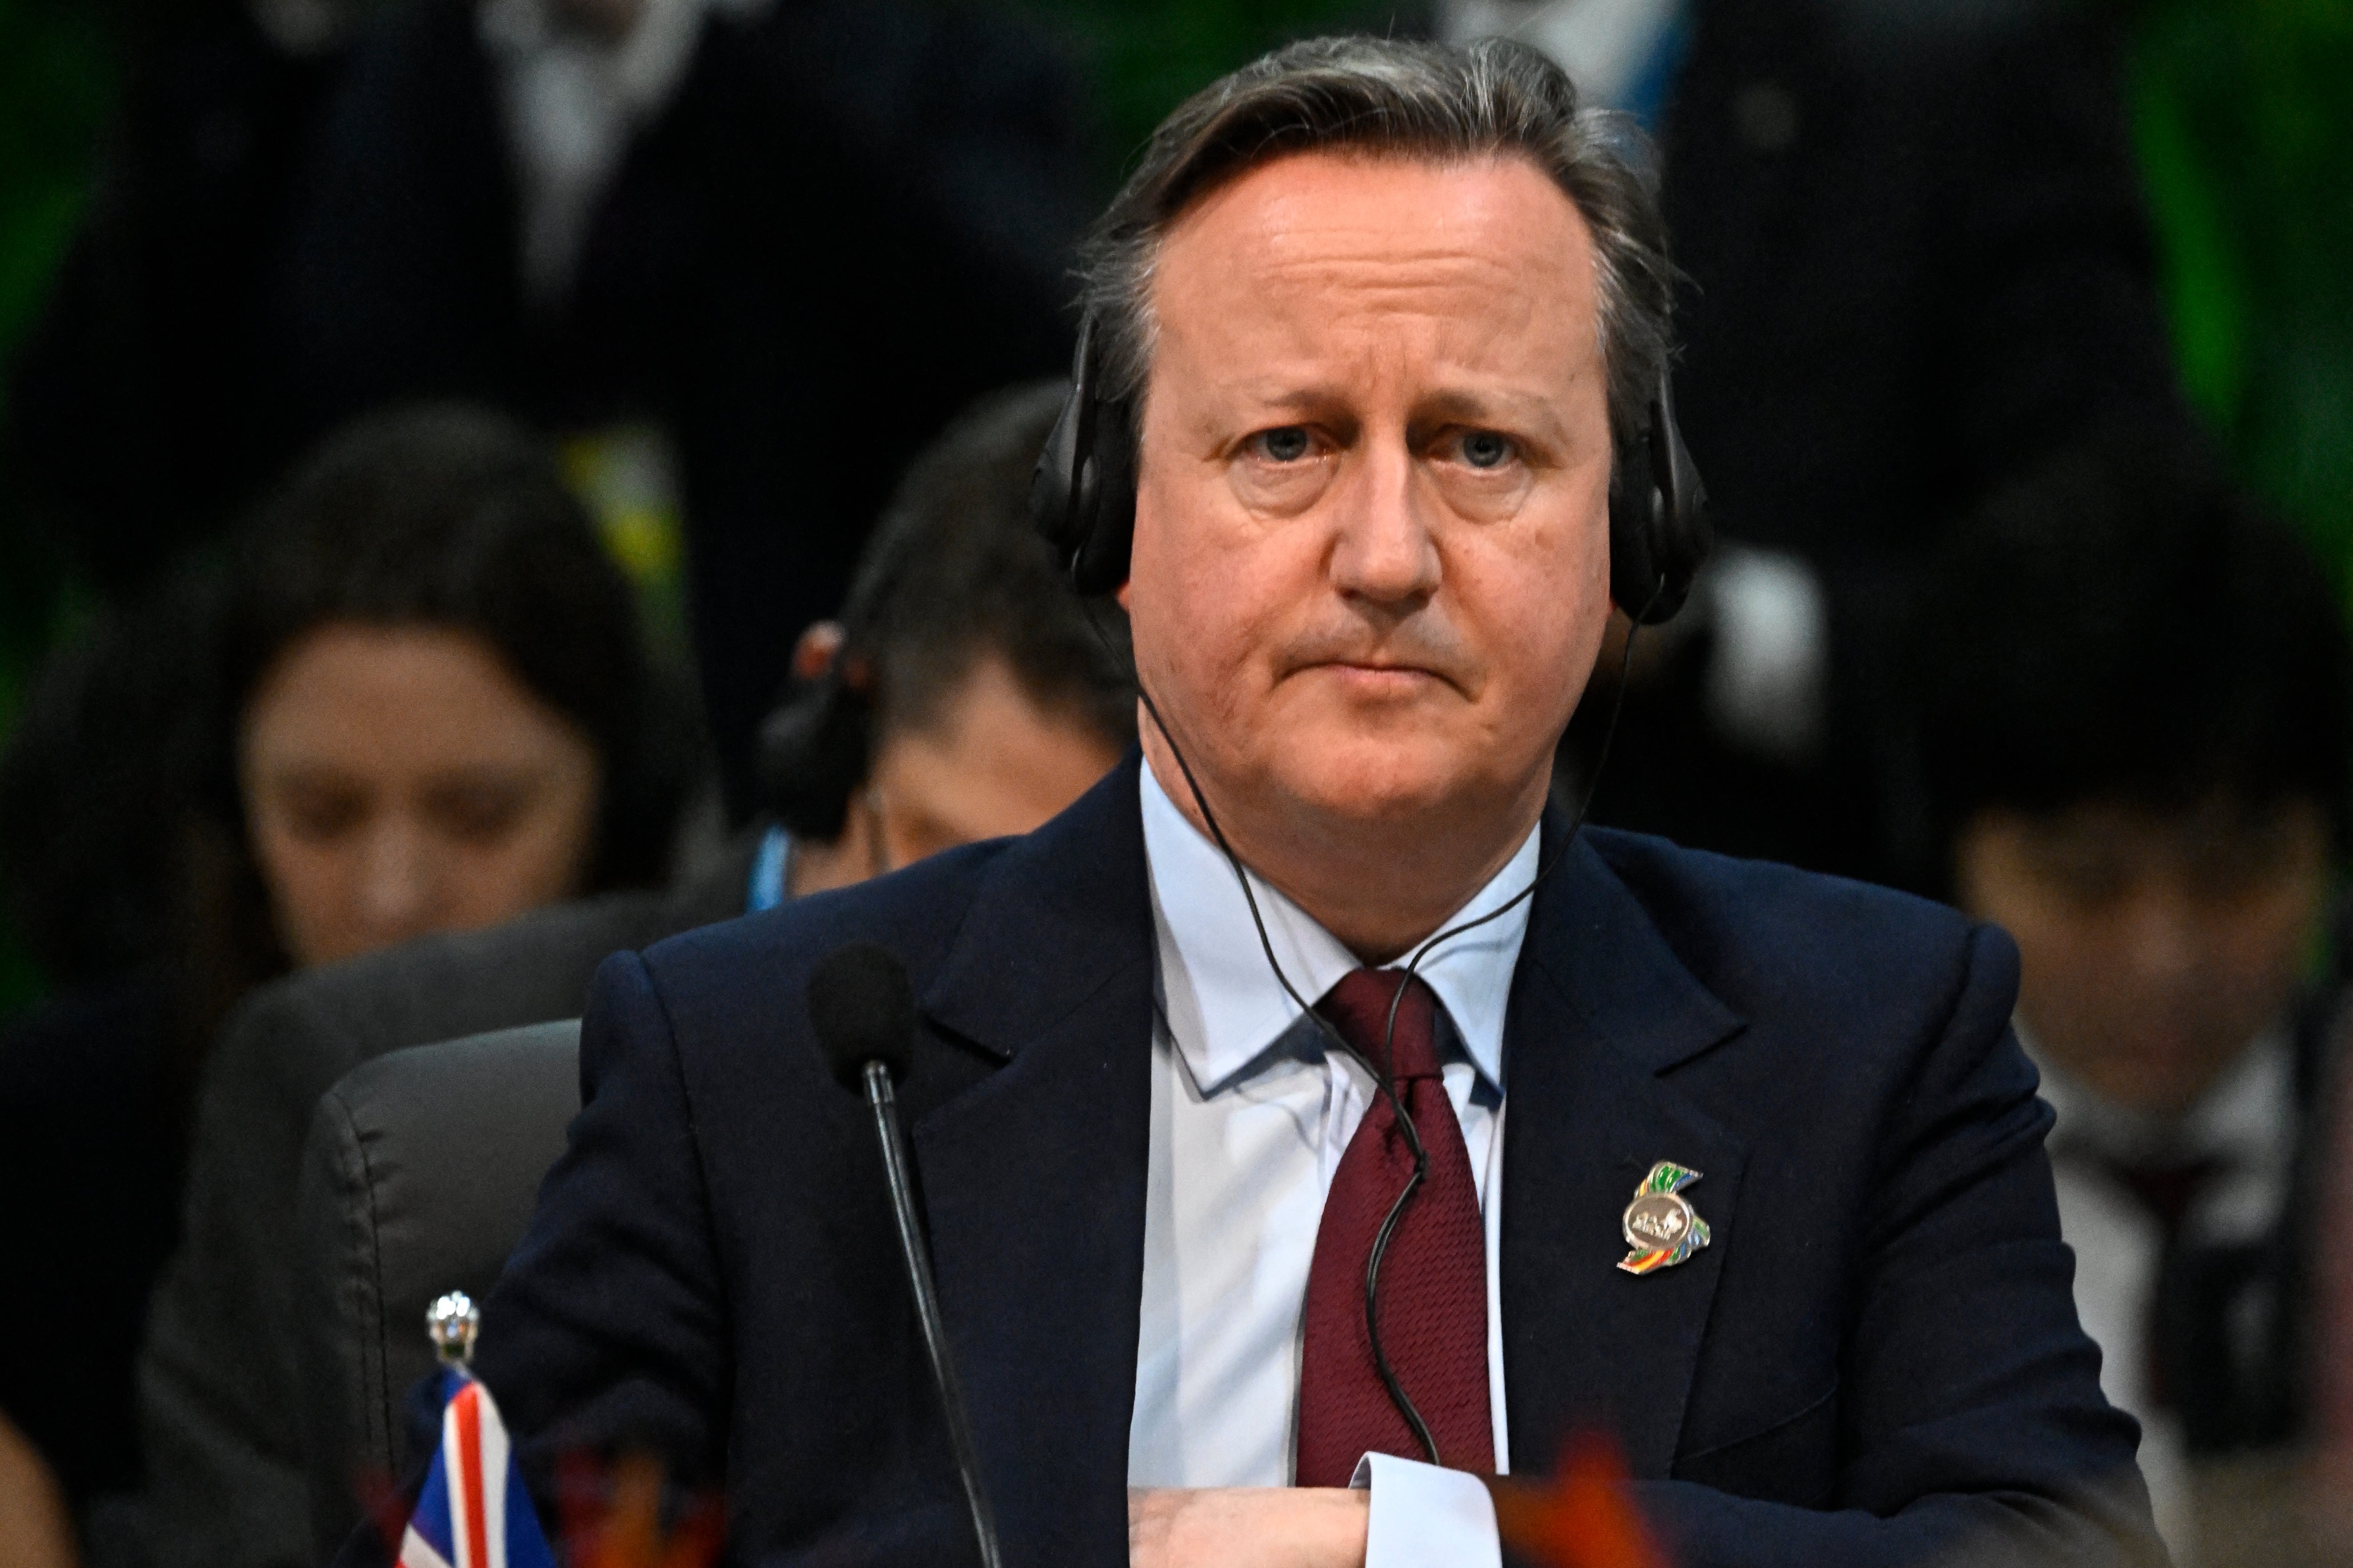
xmin=1031 ymin=314 xmax=1711 ymax=620
xmin=757 ymin=655 xmax=872 ymax=841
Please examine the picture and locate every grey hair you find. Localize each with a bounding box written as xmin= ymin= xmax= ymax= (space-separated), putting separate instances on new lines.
xmin=1077 ymin=35 xmax=1676 ymax=459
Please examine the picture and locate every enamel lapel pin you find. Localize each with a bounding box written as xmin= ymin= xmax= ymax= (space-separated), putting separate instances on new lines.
xmin=1619 ymin=1161 xmax=1711 ymax=1275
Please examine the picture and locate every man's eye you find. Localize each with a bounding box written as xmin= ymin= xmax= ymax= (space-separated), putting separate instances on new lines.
xmin=1252 ymin=427 xmax=1312 ymax=463
xmin=2038 ymin=850 xmax=2132 ymax=908
xmin=1459 ymin=430 xmax=1514 ymax=470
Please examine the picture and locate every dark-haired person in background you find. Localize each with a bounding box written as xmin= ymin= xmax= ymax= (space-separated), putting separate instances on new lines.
xmin=129 ymin=382 xmax=1134 ymax=1568
xmin=210 ymin=405 xmax=694 ymax=962
xmin=1901 ymin=436 xmax=2349 ymax=1564
xmin=0 ymin=403 xmax=694 ymax=1564
xmin=758 ymin=386 xmax=1134 ymax=902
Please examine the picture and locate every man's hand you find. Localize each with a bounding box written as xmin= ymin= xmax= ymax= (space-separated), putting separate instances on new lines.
xmin=1128 ymin=1487 xmax=1369 ymax=1568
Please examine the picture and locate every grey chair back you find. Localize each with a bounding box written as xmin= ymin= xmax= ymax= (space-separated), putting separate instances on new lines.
xmin=292 ymin=1019 xmax=581 ymax=1559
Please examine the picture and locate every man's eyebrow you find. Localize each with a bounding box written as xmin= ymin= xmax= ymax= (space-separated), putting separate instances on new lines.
xmin=1411 ymin=387 xmax=1570 ymax=438
xmin=1225 ymin=381 xmax=1354 ymax=416
xmin=1220 ymin=383 xmax=1557 ymax=417
xmin=1205 ymin=382 xmax=1578 ymax=447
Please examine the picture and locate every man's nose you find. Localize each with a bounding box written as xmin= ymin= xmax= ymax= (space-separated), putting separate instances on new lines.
xmin=1327 ymin=440 xmax=1440 ymax=607
xmin=2119 ymin=884 xmax=2201 ymax=988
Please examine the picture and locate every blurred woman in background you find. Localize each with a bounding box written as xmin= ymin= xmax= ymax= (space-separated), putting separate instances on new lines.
xmin=201 ymin=402 xmax=688 ymax=982
xmin=0 ymin=403 xmax=694 ymax=1561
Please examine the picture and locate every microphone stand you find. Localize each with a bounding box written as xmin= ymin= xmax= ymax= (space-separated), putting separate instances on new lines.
xmin=861 ymin=1059 xmax=1005 ymax=1568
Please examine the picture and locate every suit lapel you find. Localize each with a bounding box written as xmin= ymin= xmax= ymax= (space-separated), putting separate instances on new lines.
xmin=913 ymin=755 xmax=1155 ymax=1568
xmin=898 ymin=761 xmax=1754 ymax=1546
xmin=1501 ymin=828 xmax=1749 ymax=1480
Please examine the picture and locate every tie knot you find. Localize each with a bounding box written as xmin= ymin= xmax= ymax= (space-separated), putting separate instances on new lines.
xmin=1318 ymin=968 xmax=1441 ymax=1082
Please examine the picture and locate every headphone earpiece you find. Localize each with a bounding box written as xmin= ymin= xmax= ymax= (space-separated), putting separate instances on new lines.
xmin=1031 ymin=318 xmax=1139 ymax=597
xmin=1607 ymin=368 xmax=1710 ymax=624
xmin=1035 ymin=316 xmax=1709 ymax=617
xmin=756 ymin=667 xmax=873 ymax=841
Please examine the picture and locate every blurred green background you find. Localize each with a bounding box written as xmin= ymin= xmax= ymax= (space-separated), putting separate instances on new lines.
xmin=0 ymin=0 xmax=113 ymax=1013
xmin=2130 ymin=0 xmax=2353 ymax=586
xmin=1 ymin=0 xmax=2348 ymax=1016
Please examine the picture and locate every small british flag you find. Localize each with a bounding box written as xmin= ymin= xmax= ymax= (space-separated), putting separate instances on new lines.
xmin=397 ymin=1295 xmax=557 ymax=1568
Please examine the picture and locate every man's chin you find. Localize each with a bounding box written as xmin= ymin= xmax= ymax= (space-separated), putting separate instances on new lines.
xmin=1266 ymin=741 xmax=1500 ymax=832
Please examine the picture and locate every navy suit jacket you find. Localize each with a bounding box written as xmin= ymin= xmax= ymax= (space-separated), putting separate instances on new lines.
xmin=455 ymin=755 xmax=2156 ymax=1566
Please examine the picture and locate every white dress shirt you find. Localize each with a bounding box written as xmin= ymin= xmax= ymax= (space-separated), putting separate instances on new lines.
xmin=479 ymin=0 xmax=770 ymax=307
xmin=1440 ymin=0 xmax=1691 ymax=121
xmin=2028 ymin=1025 xmax=2295 ymax=1565
xmin=1126 ymin=767 xmax=1538 ymax=1566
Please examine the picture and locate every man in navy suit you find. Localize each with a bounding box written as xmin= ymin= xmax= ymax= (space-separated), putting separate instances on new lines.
xmin=447 ymin=35 xmax=2158 ymax=1568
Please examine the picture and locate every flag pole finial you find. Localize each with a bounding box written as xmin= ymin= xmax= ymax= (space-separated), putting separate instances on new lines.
xmin=426 ymin=1291 xmax=480 ymax=1368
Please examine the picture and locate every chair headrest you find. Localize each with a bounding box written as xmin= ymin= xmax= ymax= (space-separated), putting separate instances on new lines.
xmin=292 ymin=1018 xmax=583 ymax=1558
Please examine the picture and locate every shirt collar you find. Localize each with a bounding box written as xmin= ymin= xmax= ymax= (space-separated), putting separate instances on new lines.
xmin=1139 ymin=763 xmax=1536 ymax=1098
xmin=2024 ymin=1017 xmax=2294 ymax=1170
xmin=745 ymin=824 xmax=793 ymax=913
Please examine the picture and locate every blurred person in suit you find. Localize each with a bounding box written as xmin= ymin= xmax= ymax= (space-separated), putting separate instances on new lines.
xmin=1438 ymin=0 xmax=2194 ymax=882
xmin=0 ymin=402 xmax=694 ymax=1560
xmin=1902 ymin=436 xmax=2349 ymax=1564
xmin=2313 ymin=1019 xmax=2353 ymax=1560
xmin=5 ymin=0 xmax=368 ymax=596
xmin=270 ymin=0 xmax=1092 ymax=819
xmin=128 ymin=382 xmax=1134 ymax=1568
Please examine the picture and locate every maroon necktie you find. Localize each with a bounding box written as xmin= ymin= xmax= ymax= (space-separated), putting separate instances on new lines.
xmin=1295 ymin=968 xmax=1495 ymax=1486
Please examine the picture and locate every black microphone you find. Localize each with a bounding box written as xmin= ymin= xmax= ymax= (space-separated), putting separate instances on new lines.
xmin=808 ymin=942 xmax=1004 ymax=1568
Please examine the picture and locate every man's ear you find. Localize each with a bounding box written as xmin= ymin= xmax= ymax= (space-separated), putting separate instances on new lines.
xmin=793 ymin=621 xmax=846 ymax=682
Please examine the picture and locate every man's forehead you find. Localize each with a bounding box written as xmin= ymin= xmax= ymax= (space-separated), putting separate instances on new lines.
xmin=1160 ymin=149 xmax=1590 ymax=279
xmin=1147 ymin=149 xmax=1601 ymax=401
